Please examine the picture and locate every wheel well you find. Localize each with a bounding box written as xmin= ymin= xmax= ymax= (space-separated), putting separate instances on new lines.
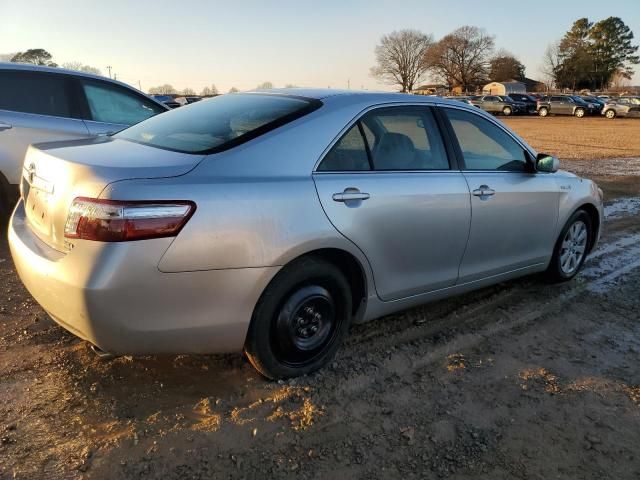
xmin=577 ymin=203 xmax=600 ymax=252
xmin=301 ymin=249 xmax=367 ymax=317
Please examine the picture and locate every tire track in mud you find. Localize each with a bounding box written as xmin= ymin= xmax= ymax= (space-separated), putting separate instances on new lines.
xmin=331 ymin=199 xmax=640 ymax=394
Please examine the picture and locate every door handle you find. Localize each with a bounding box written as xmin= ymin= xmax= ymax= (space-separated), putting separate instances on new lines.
xmin=472 ymin=185 xmax=495 ymax=197
xmin=332 ymin=189 xmax=370 ymax=202
xmin=0 ymin=122 xmax=12 ymax=131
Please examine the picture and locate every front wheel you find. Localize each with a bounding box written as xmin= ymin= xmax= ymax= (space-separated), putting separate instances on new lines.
xmin=604 ymin=109 xmax=616 ymax=119
xmin=538 ymin=107 xmax=549 ymax=117
xmin=244 ymin=257 xmax=352 ymax=379
xmin=574 ymin=108 xmax=585 ymax=118
xmin=545 ymin=210 xmax=591 ymax=282
xmin=502 ymin=106 xmax=512 ymax=116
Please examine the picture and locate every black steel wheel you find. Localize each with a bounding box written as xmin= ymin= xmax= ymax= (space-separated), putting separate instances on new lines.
xmin=245 ymin=257 xmax=352 ymax=379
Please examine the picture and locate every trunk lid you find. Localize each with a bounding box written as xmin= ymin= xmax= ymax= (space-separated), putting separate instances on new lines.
xmin=21 ymin=137 xmax=203 ymax=252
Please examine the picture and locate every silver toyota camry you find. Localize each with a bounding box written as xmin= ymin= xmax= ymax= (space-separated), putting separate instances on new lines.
xmin=8 ymin=90 xmax=604 ymax=379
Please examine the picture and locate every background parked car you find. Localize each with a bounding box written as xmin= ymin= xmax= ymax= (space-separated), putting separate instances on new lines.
xmin=0 ymin=63 xmax=168 ymax=223
xmin=470 ymin=95 xmax=524 ymax=116
xmin=507 ymin=93 xmax=538 ymax=114
xmin=151 ymin=94 xmax=181 ymax=109
xmin=444 ymin=96 xmax=474 ymax=105
xmin=580 ymin=95 xmax=606 ymax=114
xmin=537 ymin=95 xmax=591 ymax=117
xmin=601 ymin=97 xmax=640 ymax=118
xmin=175 ymin=96 xmax=203 ymax=106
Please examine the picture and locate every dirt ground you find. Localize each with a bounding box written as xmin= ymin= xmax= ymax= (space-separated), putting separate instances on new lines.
xmin=502 ymin=116 xmax=640 ymax=161
xmin=1 ymin=118 xmax=640 ymax=479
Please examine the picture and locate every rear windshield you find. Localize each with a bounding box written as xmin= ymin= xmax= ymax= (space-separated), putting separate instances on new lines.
xmin=115 ymin=93 xmax=321 ymax=153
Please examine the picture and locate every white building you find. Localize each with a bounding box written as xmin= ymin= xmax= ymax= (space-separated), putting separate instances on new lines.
xmin=482 ymin=81 xmax=526 ymax=95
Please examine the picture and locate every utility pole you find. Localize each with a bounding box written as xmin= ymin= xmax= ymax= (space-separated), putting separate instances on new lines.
xmin=113 ymin=73 xmax=117 ymax=81
xmin=347 ymin=79 xmax=350 ymax=89
xmin=106 ymin=66 xmax=112 ymax=78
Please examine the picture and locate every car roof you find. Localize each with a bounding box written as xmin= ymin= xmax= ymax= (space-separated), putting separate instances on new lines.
xmin=245 ymin=88 xmax=452 ymax=105
xmin=0 ymin=62 xmax=155 ymax=96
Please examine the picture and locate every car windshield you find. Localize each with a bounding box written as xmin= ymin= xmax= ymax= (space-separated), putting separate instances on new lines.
xmin=116 ymin=93 xmax=320 ymax=153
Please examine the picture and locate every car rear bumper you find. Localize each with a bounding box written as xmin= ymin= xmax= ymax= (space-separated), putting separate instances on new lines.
xmin=8 ymin=200 xmax=279 ymax=354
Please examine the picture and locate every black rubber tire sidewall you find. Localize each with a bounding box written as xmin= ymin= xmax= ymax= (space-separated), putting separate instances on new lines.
xmin=545 ymin=210 xmax=591 ymax=283
xmin=244 ymin=257 xmax=352 ymax=379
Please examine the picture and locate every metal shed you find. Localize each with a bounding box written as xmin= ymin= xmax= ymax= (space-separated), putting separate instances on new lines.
xmin=483 ymin=81 xmax=526 ymax=95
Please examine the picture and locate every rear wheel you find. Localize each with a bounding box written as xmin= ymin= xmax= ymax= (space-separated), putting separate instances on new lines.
xmin=538 ymin=107 xmax=549 ymax=117
xmin=545 ymin=210 xmax=591 ymax=282
xmin=244 ymin=257 xmax=352 ymax=379
xmin=604 ymin=109 xmax=616 ymax=119
xmin=502 ymin=106 xmax=512 ymax=116
xmin=574 ymin=108 xmax=585 ymax=118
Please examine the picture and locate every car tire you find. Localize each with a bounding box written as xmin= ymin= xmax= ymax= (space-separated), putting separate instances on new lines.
xmin=0 ymin=179 xmax=10 ymax=229
xmin=502 ymin=106 xmax=512 ymax=116
xmin=604 ymin=109 xmax=616 ymax=119
xmin=538 ymin=107 xmax=549 ymax=117
xmin=545 ymin=210 xmax=592 ymax=283
xmin=244 ymin=256 xmax=352 ymax=379
xmin=574 ymin=108 xmax=585 ymax=118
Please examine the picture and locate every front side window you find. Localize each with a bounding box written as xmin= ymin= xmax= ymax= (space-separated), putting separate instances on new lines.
xmin=82 ymin=81 xmax=165 ymax=125
xmin=0 ymin=71 xmax=71 ymax=118
xmin=116 ymin=93 xmax=319 ymax=153
xmin=444 ymin=108 xmax=526 ymax=171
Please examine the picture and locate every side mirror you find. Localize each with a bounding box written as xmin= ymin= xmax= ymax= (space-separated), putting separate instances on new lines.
xmin=536 ymin=154 xmax=560 ymax=173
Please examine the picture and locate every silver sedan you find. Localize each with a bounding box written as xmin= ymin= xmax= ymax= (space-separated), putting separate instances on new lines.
xmin=9 ymin=90 xmax=604 ymax=378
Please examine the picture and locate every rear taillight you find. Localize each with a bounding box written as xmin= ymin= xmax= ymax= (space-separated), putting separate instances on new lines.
xmin=64 ymin=198 xmax=196 ymax=242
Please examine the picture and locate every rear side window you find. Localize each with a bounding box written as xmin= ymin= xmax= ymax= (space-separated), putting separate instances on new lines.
xmin=317 ymin=124 xmax=370 ymax=171
xmin=318 ymin=106 xmax=449 ymax=172
xmin=0 ymin=71 xmax=71 ymax=118
xmin=81 ymin=80 xmax=165 ymax=126
xmin=116 ymin=93 xmax=320 ymax=153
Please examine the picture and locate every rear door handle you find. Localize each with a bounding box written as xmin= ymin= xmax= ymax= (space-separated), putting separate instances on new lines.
xmin=332 ymin=189 xmax=370 ymax=202
xmin=472 ymin=185 xmax=495 ymax=197
xmin=0 ymin=122 xmax=12 ymax=131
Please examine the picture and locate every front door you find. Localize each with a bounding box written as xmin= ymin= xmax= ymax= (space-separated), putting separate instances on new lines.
xmin=313 ymin=106 xmax=471 ymax=301
xmin=441 ymin=106 xmax=561 ymax=283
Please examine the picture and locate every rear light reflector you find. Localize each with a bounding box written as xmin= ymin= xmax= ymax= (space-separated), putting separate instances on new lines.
xmin=64 ymin=198 xmax=196 ymax=242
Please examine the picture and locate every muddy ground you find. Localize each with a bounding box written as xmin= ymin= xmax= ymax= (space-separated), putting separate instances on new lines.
xmin=1 ymin=120 xmax=640 ymax=479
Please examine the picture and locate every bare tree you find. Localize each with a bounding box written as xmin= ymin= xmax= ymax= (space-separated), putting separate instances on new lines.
xmin=200 ymin=84 xmax=218 ymax=96
xmin=62 ymin=61 xmax=101 ymax=76
xmin=541 ymin=42 xmax=561 ymax=90
xmin=256 ymin=81 xmax=274 ymax=90
xmin=426 ymin=26 xmax=495 ymax=92
xmin=370 ymin=29 xmax=434 ymax=92
xmin=228 ymin=87 xmax=239 ymax=93
xmin=148 ymin=84 xmax=177 ymax=95
xmin=181 ymin=87 xmax=195 ymax=95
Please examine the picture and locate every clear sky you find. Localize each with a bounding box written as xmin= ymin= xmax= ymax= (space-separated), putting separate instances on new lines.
xmin=2 ymin=0 xmax=639 ymax=93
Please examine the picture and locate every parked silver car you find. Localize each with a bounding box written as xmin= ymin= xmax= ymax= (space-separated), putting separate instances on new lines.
xmin=0 ymin=63 xmax=168 ymax=222
xmin=9 ymin=90 xmax=604 ymax=378
xmin=601 ymin=97 xmax=640 ymax=119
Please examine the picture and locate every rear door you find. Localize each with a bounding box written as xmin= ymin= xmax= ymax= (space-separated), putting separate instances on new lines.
xmin=551 ymin=96 xmax=570 ymax=115
xmin=76 ymin=78 xmax=167 ymax=135
xmin=441 ymin=106 xmax=560 ymax=283
xmin=0 ymin=70 xmax=90 ymax=185
xmin=313 ymin=105 xmax=471 ymax=301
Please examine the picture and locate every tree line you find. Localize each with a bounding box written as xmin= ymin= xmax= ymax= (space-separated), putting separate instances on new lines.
xmin=372 ymin=17 xmax=638 ymax=93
